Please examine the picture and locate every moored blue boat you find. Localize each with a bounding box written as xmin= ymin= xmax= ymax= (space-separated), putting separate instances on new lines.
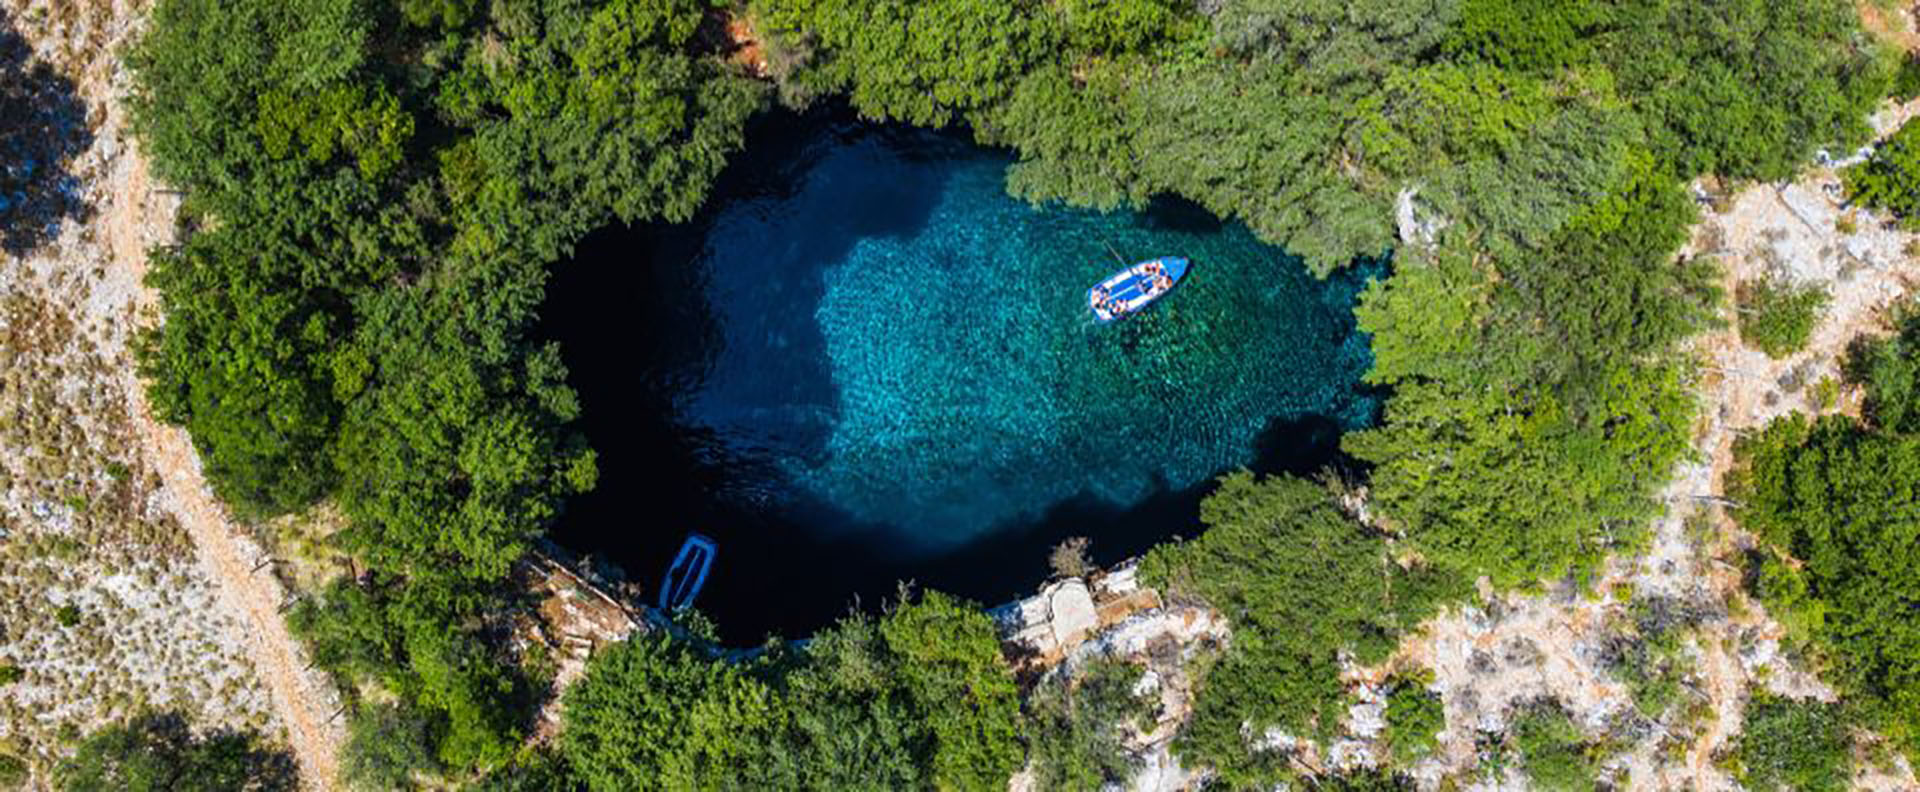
xmin=658 ymin=533 xmax=718 ymax=611
xmin=1088 ymin=256 xmax=1189 ymax=323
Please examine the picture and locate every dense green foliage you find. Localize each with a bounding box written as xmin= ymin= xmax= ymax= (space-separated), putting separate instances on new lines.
xmin=1026 ymin=658 xmax=1151 ymax=790
xmin=1381 ymin=671 xmax=1445 ymax=767
xmin=1732 ymin=311 xmax=1920 ymax=756
xmin=1605 ymin=597 xmax=1700 ymax=720
xmin=1733 ymin=694 xmax=1852 ymax=792
xmin=339 ymin=701 xmax=444 ymax=790
xmin=126 ymin=0 xmax=767 ymax=779
xmin=55 ymin=713 xmax=294 ymax=792
xmin=0 ymin=753 xmax=24 ymax=790
xmin=1509 ymin=701 xmax=1599 ymax=792
xmin=126 ymin=0 xmax=1903 ymax=785
xmin=1738 ymin=278 xmax=1830 ymax=359
xmin=1141 ymin=473 xmax=1460 ymax=786
xmin=1847 ymin=118 xmax=1920 ymax=228
xmin=555 ymin=590 xmax=1022 ymax=791
xmin=562 ymin=634 xmax=780 ymax=790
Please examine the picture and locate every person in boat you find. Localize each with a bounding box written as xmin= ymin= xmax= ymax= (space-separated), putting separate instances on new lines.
xmin=1156 ymin=274 xmax=1173 ymax=292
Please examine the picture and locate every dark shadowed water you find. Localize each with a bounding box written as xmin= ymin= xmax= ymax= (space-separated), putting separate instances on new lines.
xmin=541 ymin=110 xmax=1383 ymax=643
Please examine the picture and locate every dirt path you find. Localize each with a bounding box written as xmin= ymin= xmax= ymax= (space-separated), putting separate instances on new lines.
xmin=99 ymin=115 xmax=346 ymax=792
xmin=0 ymin=0 xmax=347 ymax=783
xmin=125 ymin=382 xmax=346 ymax=788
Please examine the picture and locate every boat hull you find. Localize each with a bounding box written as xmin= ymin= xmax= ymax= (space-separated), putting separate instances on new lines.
xmin=658 ymin=533 xmax=718 ymax=611
xmin=1088 ymin=256 xmax=1189 ymax=324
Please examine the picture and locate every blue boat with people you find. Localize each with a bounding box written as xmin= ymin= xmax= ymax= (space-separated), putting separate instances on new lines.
xmin=1088 ymin=256 xmax=1189 ymax=323
xmin=657 ymin=533 xmax=718 ymax=612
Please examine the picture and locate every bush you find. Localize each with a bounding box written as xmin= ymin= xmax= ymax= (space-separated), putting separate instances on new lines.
xmin=54 ymin=605 xmax=79 ymax=628
xmin=1382 ymin=671 xmax=1444 ymax=767
xmin=1731 ymin=312 xmax=1920 ymax=756
xmin=1048 ymin=536 xmax=1092 ymax=579
xmin=1848 ymin=307 xmax=1920 ymax=433
xmin=1027 ymin=658 xmax=1151 ymax=790
xmin=1510 ymin=701 xmax=1597 ymax=792
xmin=0 ymin=753 xmax=26 ymax=789
xmin=340 ymin=701 xmax=442 ymax=791
xmin=1737 ymin=278 xmax=1829 ymax=359
xmin=1141 ymin=473 xmax=1460 ymax=788
xmin=1896 ymin=51 xmax=1920 ymax=102
xmin=0 ymin=664 xmax=20 ymax=686
xmin=1609 ymin=597 xmax=1700 ymax=720
xmin=1846 ymin=118 xmax=1920 ymax=229
xmin=1734 ymin=693 xmax=1851 ymax=792
xmin=55 ymin=712 xmax=295 ymax=792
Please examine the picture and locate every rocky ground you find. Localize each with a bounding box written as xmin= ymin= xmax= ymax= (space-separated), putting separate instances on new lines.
xmin=1244 ymin=101 xmax=1920 ymax=792
xmin=1043 ymin=64 xmax=1920 ymax=792
xmin=0 ymin=0 xmax=340 ymax=786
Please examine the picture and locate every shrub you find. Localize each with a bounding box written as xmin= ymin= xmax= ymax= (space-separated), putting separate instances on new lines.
xmin=0 ymin=664 xmax=20 ymax=686
xmin=1609 ymin=597 xmax=1700 ymax=720
xmin=1733 ymin=693 xmax=1850 ymax=792
xmin=1896 ymin=51 xmax=1920 ymax=102
xmin=1848 ymin=307 xmax=1920 ymax=433
xmin=54 ymin=605 xmax=79 ymax=628
xmin=1846 ymin=118 xmax=1920 ymax=229
xmin=1026 ymin=658 xmax=1151 ymax=790
xmin=55 ymin=712 xmax=295 ymax=792
xmin=340 ymin=701 xmax=442 ymax=791
xmin=1510 ymin=701 xmax=1597 ymax=792
xmin=1048 ymin=536 xmax=1092 ymax=579
xmin=1381 ymin=671 xmax=1444 ymax=767
xmin=1737 ymin=278 xmax=1829 ymax=358
xmin=0 ymin=753 xmax=25 ymax=789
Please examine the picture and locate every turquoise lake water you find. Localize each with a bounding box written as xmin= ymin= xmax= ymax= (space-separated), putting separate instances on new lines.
xmin=546 ymin=117 xmax=1383 ymax=638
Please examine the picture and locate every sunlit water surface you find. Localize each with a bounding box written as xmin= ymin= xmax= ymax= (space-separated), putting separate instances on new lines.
xmin=545 ymin=117 xmax=1382 ymax=640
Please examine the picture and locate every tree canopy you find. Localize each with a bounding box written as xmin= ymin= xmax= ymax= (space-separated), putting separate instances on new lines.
xmin=1140 ymin=472 xmax=1460 ymax=786
xmin=121 ymin=0 xmax=1906 ymax=785
xmin=1731 ymin=311 xmax=1920 ymax=755
xmin=56 ymin=713 xmax=295 ymax=792
xmin=554 ymin=590 xmax=1022 ymax=791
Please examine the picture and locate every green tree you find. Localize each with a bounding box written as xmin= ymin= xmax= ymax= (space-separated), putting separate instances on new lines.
xmin=766 ymin=615 xmax=930 ymax=790
xmin=1604 ymin=0 xmax=1888 ymax=182
xmin=126 ymin=0 xmax=377 ymax=193
xmin=1382 ymin=671 xmax=1444 ymax=767
xmin=561 ymin=635 xmax=780 ymax=791
xmin=1848 ymin=307 xmax=1920 ymax=433
xmin=1848 ymin=118 xmax=1920 ymax=229
xmin=1737 ymin=278 xmax=1829 ymax=359
xmin=754 ymin=0 xmax=1049 ymax=126
xmin=1731 ymin=415 xmax=1920 ymax=753
xmin=1444 ymin=0 xmax=1606 ymax=73
xmin=56 ymin=713 xmax=295 ymax=792
xmin=447 ymin=0 xmax=766 ymax=261
xmin=1141 ymin=473 xmax=1459 ymax=787
xmin=1733 ymin=693 xmax=1851 ymax=792
xmin=331 ymin=280 xmax=597 ymax=584
xmin=1510 ymin=701 xmax=1596 ymax=792
xmin=1027 ymin=658 xmax=1150 ymax=790
xmin=877 ymin=590 xmax=1025 ymax=791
